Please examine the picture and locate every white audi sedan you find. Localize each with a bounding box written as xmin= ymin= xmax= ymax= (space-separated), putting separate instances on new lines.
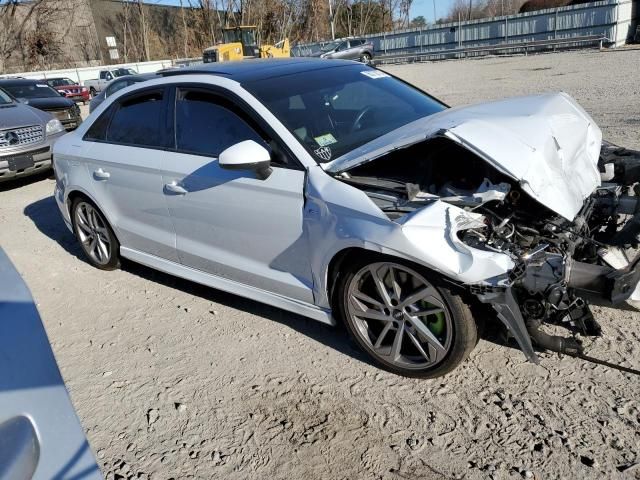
xmin=54 ymin=59 xmax=640 ymax=378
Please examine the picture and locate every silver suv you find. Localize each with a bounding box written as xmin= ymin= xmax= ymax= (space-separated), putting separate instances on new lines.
xmin=0 ymin=87 xmax=66 ymax=183
xmin=317 ymin=38 xmax=374 ymax=63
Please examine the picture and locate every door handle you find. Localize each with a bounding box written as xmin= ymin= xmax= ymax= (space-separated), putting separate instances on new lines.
xmin=93 ymin=168 xmax=110 ymax=180
xmin=164 ymin=181 xmax=187 ymax=195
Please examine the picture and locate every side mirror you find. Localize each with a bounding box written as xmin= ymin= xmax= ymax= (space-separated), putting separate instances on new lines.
xmin=59 ymin=91 xmax=66 ymax=97
xmin=219 ymin=140 xmax=272 ymax=180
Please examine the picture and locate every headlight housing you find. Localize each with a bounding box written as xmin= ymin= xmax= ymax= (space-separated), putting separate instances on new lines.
xmin=46 ymin=118 xmax=64 ymax=136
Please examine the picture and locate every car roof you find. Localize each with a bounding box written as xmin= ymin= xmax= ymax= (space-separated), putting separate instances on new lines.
xmin=120 ymin=73 xmax=158 ymax=81
xmin=159 ymin=58 xmax=357 ymax=83
xmin=0 ymin=79 xmax=47 ymax=86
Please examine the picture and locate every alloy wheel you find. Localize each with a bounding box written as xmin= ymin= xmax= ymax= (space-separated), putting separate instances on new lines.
xmin=346 ymin=262 xmax=453 ymax=370
xmin=75 ymin=202 xmax=112 ymax=265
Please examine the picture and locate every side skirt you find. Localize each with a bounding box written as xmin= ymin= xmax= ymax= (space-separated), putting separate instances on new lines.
xmin=120 ymin=247 xmax=336 ymax=326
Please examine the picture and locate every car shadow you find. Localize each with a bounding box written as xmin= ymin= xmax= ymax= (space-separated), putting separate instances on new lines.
xmin=121 ymin=258 xmax=373 ymax=366
xmin=23 ymin=195 xmax=85 ymax=260
xmin=22 ymin=195 xmax=372 ymax=368
xmin=23 ymin=195 xmax=518 ymax=372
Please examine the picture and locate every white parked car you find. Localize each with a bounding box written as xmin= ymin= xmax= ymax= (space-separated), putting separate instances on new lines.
xmin=53 ymin=59 xmax=640 ymax=378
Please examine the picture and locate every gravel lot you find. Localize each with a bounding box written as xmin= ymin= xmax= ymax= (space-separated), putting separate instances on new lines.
xmin=2 ymin=49 xmax=640 ymax=480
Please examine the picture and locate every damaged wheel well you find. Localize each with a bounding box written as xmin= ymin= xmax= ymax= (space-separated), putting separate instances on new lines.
xmin=326 ymin=247 xmax=471 ymax=313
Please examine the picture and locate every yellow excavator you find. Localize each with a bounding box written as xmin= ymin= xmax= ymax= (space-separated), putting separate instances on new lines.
xmin=202 ymin=26 xmax=290 ymax=63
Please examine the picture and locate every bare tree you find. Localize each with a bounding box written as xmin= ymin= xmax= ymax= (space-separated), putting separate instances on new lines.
xmin=137 ymin=0 xmax=150 ymax=61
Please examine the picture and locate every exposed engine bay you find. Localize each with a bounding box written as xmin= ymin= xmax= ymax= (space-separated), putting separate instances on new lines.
xmin=334 ymin=137 xmax=640 ymax=362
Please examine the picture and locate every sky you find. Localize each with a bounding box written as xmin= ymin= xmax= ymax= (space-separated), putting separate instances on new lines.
xmin=150 ymin=0 xmax=458 ymax=24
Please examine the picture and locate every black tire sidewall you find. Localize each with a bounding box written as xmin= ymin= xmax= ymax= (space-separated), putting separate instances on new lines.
xmin=337 ymin=255 xmax=477 ymax=379
xmin=71 ymin=197 xmax=120 ymax=270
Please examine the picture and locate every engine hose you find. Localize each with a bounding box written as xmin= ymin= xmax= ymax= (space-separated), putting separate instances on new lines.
xmin=526 ymin=321 xmax=583 ymax=355
xmin=526 ymin=322 xmax=640 ymax=376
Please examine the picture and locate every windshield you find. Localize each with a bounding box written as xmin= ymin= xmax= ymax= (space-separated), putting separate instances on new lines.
xmin=114 ymin=68 xmax=136 ymax=78
xmin=244 ymin=65 xmax=446 ymax=163
xmin=47 ymin=78 xmax=76 ymax=87
xmin=1 ymin=83 xmax=60 ymax=99
xmin=0 ymin=88 xmax=13 ymax=105
xmin=320 ymin=41 xmax=341 ymax=52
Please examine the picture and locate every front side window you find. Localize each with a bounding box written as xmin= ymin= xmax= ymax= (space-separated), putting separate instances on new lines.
xmin=106 ymin=91 xmax=165 ymax=147
xmin=47 ymin=78 xmax=75 ymax=87
xmin=175 ymin=90 xmax=264 ymax=157
xmin=244 ymin=64 xmax=446 ymax=163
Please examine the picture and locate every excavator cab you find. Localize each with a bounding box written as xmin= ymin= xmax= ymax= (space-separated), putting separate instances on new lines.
xmin=202 ymin=25 xmax=290 ymax=63
xmin=222 ymin=26 xmax=260 ymax=58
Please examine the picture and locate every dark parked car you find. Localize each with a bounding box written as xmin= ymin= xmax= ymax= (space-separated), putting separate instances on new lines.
xmin=89 ymin=72 xmax=158 ymax=113
xmin=0 ymin=79 xmax=82 ymax=131
xmin=315 ymin=38 xmax=374 ymax=63
xmin=0 ymin=87 xmax=66 ymax=183
xmin=44 ymin=77 xmax=90 ymax=104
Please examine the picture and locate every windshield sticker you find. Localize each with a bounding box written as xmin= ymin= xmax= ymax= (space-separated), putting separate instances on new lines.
xmin=314 ymin=146 xmax=332 ymax=161
xmin=314 ymin=133 xmax=337 ymax=147
xmin=36 ymin=84 xmax=49 ymax=88
xmin=361 ymin=70 xmax=390 ymax=79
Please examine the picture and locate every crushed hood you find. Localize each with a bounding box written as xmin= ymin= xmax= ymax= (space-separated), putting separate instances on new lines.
xmin=323 ymin=93 xmax=602 ymax=220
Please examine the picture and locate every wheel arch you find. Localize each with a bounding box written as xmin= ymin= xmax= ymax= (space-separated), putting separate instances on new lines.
xmin=324 ymin=245 xmax=471 ymax=314
xmin=65 ymin=188 xmax=122 ymax=244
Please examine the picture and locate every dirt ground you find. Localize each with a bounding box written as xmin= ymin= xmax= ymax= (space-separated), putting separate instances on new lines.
xmin=1 ymin=48 xmax=639 ymax=480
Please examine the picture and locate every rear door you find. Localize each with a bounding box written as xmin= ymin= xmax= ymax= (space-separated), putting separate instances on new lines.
xmin=82 ymin=87 xmax=177 ymax=261
xmin=161 ymin=86 xmax=314 ymax=302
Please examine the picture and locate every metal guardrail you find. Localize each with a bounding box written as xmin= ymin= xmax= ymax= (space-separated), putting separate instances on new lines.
xmin=373 ymin=35 xmax=612 ymax=65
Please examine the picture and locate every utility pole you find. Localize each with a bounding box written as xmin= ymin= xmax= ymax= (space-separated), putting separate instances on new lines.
xmin=432 ymin=0 xmax=436 ymax=23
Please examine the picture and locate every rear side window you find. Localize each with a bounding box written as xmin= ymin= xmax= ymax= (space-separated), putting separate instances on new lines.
xmin=175 ymin=90 xmax=264 ymax=157
xmin=107 ymin=91 xmax=165 ymax=147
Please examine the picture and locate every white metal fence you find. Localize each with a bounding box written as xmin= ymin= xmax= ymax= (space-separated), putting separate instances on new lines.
xmin=3 ymin=59 xmax=175 ymax=84
xmin=292 ymin=0 xmax=636 ymax=57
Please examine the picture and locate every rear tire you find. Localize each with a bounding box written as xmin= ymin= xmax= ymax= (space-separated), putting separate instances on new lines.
xmin=71 ymin=197 xmax=120 ymax=270
xmin=336 ymin=255 xmax=477 ymax=378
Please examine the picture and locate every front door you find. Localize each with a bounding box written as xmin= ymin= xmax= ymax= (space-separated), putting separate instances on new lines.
xmin=161 ymin=87 xmax=314 ymax=303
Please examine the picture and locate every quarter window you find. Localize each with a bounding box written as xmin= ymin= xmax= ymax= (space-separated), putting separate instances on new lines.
xmin=84 ymin=105 xmax=114 ymax=141
xmin=175 ymin=90 xmax=264 ymax=157
xmin=106 ymin=91 xmax=165 ymax=147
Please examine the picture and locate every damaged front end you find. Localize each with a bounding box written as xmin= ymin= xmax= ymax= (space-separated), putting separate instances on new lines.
xmin=330 ymin=131 xmax=640 ymax=363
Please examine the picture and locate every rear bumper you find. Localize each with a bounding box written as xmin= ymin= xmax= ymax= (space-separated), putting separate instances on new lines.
xmin=54 ymin=182 xmax=73 ymax=232
xmin=0 ymin=132 xmax=64 ymax=183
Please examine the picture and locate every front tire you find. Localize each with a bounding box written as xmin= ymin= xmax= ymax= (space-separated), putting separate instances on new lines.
xmin=71 ymin=198 xmax=120 ymax=270
xmin=360 ymin=53 xmax=372 ymax=64
xmin=337 ymin=257 xmax=477 ymax=378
